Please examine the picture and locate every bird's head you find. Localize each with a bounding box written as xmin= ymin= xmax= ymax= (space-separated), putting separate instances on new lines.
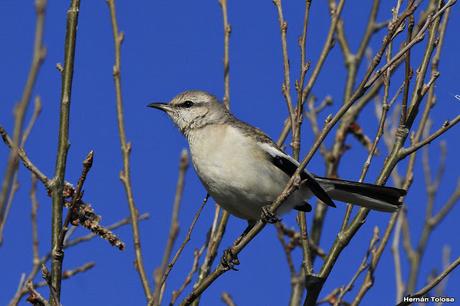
xmin=148 ymin=90 xmax=228 ymax=135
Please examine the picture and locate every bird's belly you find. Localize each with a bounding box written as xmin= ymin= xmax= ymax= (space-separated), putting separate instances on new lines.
xmin=188 ymin=125 xmax=307 ymax=221
xmin=192 ymin=148 xmax=298 ymax=221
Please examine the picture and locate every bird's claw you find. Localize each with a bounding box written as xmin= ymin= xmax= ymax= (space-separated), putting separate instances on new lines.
xmin=221 ymin=248 xmax=240 ymax=271
xmin=261 ymin=206 xmax=280 ymax=224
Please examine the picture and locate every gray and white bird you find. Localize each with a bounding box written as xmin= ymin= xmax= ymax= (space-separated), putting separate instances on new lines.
xmin=149 ymin=90 xmax=405 ymax=225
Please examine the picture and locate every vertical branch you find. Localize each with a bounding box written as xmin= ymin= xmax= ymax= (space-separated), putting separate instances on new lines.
xmin=296 ymin=0 xmax=314 ymax=282
xmin=152 ymin=150 xmax=189 ymax=305
xmin=273 ymin=0 xmax=296 ymax=151
xmin=106 ymin=0 xmax=152 ymax=300
xmin=274 ymin=0 xmax=314 ymax=294
xmin=392 ymin=212 xmax=405 ymax=302
xmin=219 ymin=0 xmax=231 ymax=109
xmin=0 ymin=0 xmax=47 ymax=244
xmin=0 ymin=97 xmax=41 ymax=239
xmin=151 ymin=195 xmax=209 ymax=306
xmin=296 ymin=0 xmax=312 ymax=106
xmin=405 ymin=0 xmax=443 ymax=128
xmin=54 ymin=151 xmax=94 ymax=273
xmin=50 ymin=0 xmax=80 ymax=303
xmin=301 ymin=0 xmax=345 ymax=105
xmin=31 ymin=175 xmax=40 ymax=267
xmin=191 ymin=209 xmax=229 ymax=306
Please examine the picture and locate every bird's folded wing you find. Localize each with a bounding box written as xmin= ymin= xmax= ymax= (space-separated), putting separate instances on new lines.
xmin=258 ymin=143 xmax=336 ymax=208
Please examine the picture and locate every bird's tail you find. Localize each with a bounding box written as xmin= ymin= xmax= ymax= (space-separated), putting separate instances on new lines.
xmin=315 ymin=177 xmax=406 ymax=212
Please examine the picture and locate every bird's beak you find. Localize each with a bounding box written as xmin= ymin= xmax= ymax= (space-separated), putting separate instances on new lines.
xmin=147 ymin=102 xmax=172 ymax=112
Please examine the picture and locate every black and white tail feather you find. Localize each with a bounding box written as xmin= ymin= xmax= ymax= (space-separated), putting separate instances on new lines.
xmin=259 ymin=141 xmax=406 ymax=213
xmin=315 ymin=177 xmax=405 ymax=212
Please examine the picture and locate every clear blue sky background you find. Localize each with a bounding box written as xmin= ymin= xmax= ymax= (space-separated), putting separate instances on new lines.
xmin=1 ymin=1 xmax=459 ymax=305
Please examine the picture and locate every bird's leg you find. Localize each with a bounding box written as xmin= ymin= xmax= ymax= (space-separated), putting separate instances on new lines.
xmin=221 ymin=221 xmax=255 ymax=271
xmin=261 ymin=205 xmax=280 ymax=223
xmin=221 ymin=248 xmax=240 ymax=271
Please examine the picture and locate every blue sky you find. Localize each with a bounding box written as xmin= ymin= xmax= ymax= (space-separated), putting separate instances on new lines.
xmin=0 ymin=1 xmax=459 ymax=305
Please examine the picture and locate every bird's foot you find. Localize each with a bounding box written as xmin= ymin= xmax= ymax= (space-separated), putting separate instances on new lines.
xmin=261 ymin=206 xmax=280 ymax=224
xmin=221 ymin=248 xmax=240 ymax=271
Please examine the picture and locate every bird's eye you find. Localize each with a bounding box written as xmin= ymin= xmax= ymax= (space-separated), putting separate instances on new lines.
xmin=181 ymin=100 xmax=194 ymax=108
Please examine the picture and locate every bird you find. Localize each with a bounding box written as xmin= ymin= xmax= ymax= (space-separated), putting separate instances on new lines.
xmin=148 ymin=90 xmax=406 ymax=239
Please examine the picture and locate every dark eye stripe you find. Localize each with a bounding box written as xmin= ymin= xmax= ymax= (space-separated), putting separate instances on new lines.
xmin=180 ymin=100 xmax=194 ymax=108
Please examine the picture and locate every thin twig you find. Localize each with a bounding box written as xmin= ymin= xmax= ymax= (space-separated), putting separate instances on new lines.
xmin=31 ymin=175 xmax=40 ymax=267
xmin=41 ymin=265 xmax=58 ymax=306
xmin=434 ymin=245 xmax=451 ymax=304
xmin=392 ymin=212 xmax=405 ymax=302
xmin=170 ymin=245 xmax=206 ymax=305
xmin=0 ymin=95 xmax=40 ymax=241
xmin=399 ymin=115 xmax=460 ymax=158
xmin=153 ymin=150 xmax=189 ymax=305
xmin=64 ymin=213 xmax=149 ymax=248
xmin=334 ymin=227 xmax=380 ymax=305
xmin=0 ymin=0 xmax=47 ymax=243
xmin=273 ymin=0 xmax=296 ymax=149
xmin=221 ymin=292 xmax=236 ymax=306
xmin=106 ymin=0 xmax=152 ymax=300
xmin=219 ymin=0 xmax=231 ymax=109
xmin=34 ymin=262 xmax=95 ymax=289
xmin=26 ymin=281 xmax=49 ymax=306
xmin=275 ymin=223 xmax=296 ymax=275
xmin=0 ymin=127 xmax=51 ymax=189
xmin=191 ymin=209 xmax=229 ymax=306
xmin=150 ymin=195 xmax=209 ymax=306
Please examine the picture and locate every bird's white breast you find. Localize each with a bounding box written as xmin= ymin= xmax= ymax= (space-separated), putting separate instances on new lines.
xmin=187 ymin=124 xmax=299 ymax=220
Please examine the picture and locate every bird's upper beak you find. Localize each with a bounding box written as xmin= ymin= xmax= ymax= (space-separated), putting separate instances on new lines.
xmin=147 ymin=102 xmax=173 ymax=112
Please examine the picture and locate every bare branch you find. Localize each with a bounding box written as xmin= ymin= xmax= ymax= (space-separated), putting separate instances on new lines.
xmin=153 ymin=150 xmax=189 ymax=305
xmin=31 ymin=175 xmax=40 ymax=267
xmin=221 ymin=292 xmax=237 ymax=306
xmin=399 ymin=115 xmax=460 ymax=158
xmin=0 ymin=0 xmax=47 ymax=241
xmin=273 ymin=0 xmax=296 ymax=150
xmin=335 ymin=227 xmax=380 ymax=305
xmin=392 ymin=212 xmax=405 ymax=303
xmin=170 ymin=245 xmax=206 ymax=305
xmin=35 ymin=262 xmax=95 ymax=289
xmin=45 ymin=0 xmax=82 ymax=302
xmin=106 ymin=0 xmax=152 ymax=299
xmin=26 ymin=281 xmax=49 ymax=306
xmin=150 ymin=195 xmax=209 ymax=306
xmin=218 ymin=0 xmax=231 ymax=109
xmin=0 ymin=127 xmax=51 ymax=190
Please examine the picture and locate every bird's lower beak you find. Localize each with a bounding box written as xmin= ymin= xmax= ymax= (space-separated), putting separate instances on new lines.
xmin=147 ymin=102 xmax=172 ymax=112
